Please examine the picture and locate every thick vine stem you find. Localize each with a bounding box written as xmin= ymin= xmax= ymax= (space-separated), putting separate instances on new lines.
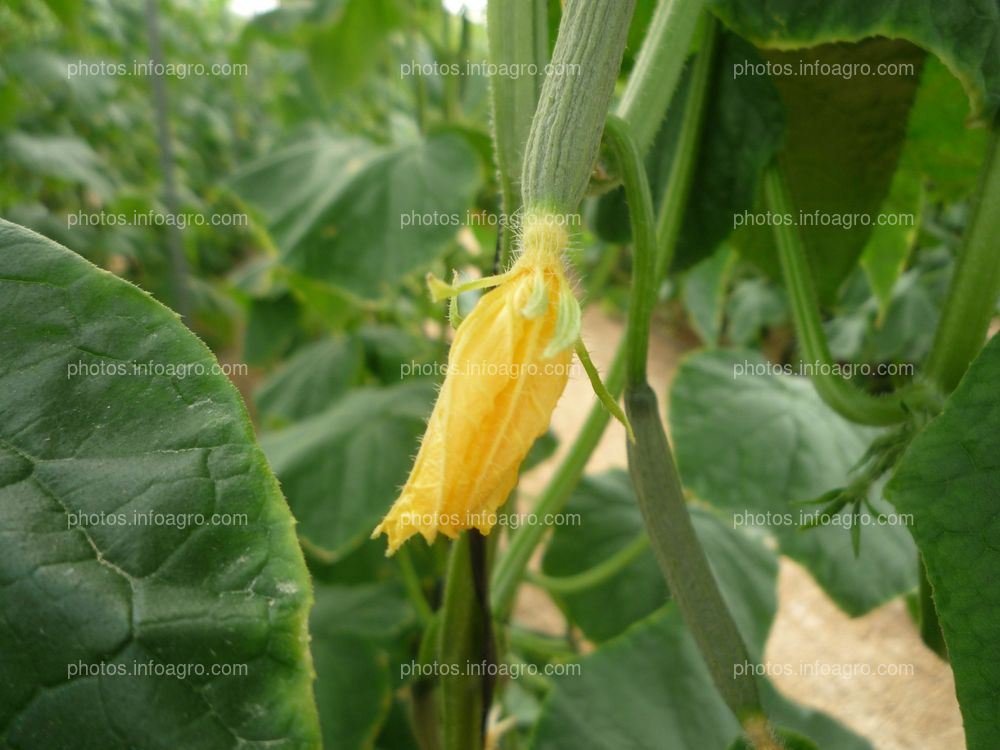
xmin=627 ymin=384 xmax=767 ymax=723
xmin=654 ymin=15 xmax=718 ymax=280
xmin=521 ymin=0 xmax=636 ymax=214
xmin=438 ymin=535 xmax=484 ymax=750
xmin=924 ymin=126 xmax=1000 ymax=393
xmin=608 ymin=112 xmax=769 ymax=732
xmin=616 ymin=0 xmax=706 ymax=156
xmin=487 ymin=0 xmax=547 ymax=265
xmin=763 ymin=165 xmax=918 ymax=426
xmin=603 ymin=116 xmax=658 ymax=387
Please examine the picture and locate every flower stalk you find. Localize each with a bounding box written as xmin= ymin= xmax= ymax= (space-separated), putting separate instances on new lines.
xmin=606 ymin=113 xmax=776 ymax=744
xmin=616 ymin=0 xmax=706 ymax=156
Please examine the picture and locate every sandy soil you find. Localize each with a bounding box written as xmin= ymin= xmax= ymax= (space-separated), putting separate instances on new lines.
xmin=513 ymin=306 xmax=964 ymax=750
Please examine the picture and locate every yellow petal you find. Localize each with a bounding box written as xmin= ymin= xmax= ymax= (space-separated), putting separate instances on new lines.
xmin=373 ymin=249 xmax=574 ymax=554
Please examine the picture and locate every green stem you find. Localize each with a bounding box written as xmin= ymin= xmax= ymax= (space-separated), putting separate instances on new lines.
xmin=603 ymin=116 xmax=657 ymax=388
xmin=609 ymin=108 xmax=766 ymax=726
xmin=506 ymin=625 xmax=577 ymax=659
xmin=438 ymin=537 xmax=484 ymax=750
xmin=411 ymin=614 xmax=444 ymax=750
xmin=616 ymin=0 xmax=706 ymax=156
xmin=526 ymin=534 xmax=649 ymax=594
xmin=397 ymin=545 xmax=434 ymax=626
xmin=653 ymin=15 xmax=717 ymax=281
xmin=925 ymin=126 xmax=1000 ymax=393
xmin=440 ymin=8 xmax=460 ymax=121
xmin=625 ymin=384 xmax=765 ymax=721
xmin=521 ymin=0 xmax=636 ymax=214
xmin=763 ymin=165 xmax=916 ymax=426
xmin=487 ymin=0 xmax=548 ymax=266
xmin=491 ymin=344 xmax=626 ymax=617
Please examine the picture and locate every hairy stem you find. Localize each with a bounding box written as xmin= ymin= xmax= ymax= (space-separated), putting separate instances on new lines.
xmin=521 ymin=0 xmax=636 ymax=214
xmin=616 ymin=0 xmax=706 ymax=156
xmin=609 ymin=111 xmax=768 ymax=729
xmin=925 ymin=126 xmax=1000 ymax=393
xmin=487 ymin=0 xmax=548 ymax=265
xmin=654 ymin=15 xmax=717 ymax=280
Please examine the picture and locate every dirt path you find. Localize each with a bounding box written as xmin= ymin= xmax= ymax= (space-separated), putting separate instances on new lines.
xmin=515 ymin=307 xmax=963 ymax=750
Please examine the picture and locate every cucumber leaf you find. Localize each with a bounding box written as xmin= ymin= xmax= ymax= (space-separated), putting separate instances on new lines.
xmin=887 ymin=333 xmax=1000 ymax=750
xmin=709 ymin=0 xmax=1000 ymax=123
xmin=0 ymin=219 xmax=320 ymax=748
xmin=669 ymin=349 xmax=918 ymax=615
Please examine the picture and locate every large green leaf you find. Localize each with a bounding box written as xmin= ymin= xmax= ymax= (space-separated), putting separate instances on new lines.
xmin=541 ymin=470 xmax=776 ymax=648
xmin=709 ymin=0 xmax=1000 ymax=123
xmin=648 ymin=33 xmax=786 ymax=271
xmin=0 ymin=220 xmax=320 ymax=748
xmin=887 ymin=334 xmax=1000 ymax=750
xmin=669 ymin=349 xmax=918 ymax=615
xmin=531 ymin=514 xmax=872 ymax=750
xmin=231 ymin=132 xmax=481 ymax=299
xmin=734 ymin=38 xmax=925 ymax=303
xmin=262 ymin=382 xmax=434 ymax=561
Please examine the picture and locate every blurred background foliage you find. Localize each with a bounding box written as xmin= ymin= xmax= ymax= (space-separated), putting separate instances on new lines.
xmin=0 ymin=0 xmax=994 ymax=747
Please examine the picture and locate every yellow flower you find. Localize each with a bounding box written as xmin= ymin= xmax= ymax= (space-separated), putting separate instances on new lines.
xmin=373 ymin=218 xmax=580 ymax=554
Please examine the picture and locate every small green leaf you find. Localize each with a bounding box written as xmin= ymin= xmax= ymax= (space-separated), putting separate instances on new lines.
xmin=243 ymin=293 xmax=302 ymax=366
xmin=307 ymin=0 xmax=401 ymax=99
xmin=682 ymin=245 xmax=734 ymax=347
xmin=3 ymin=131 xmax=114 ymax=200
xmin=862 ymin=55 xmax=991 ymax=310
